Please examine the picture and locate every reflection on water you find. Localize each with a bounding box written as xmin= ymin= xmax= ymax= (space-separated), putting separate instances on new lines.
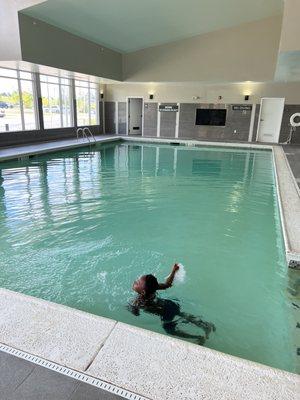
xmin=0 ymin=142 xmax=298 ymax=373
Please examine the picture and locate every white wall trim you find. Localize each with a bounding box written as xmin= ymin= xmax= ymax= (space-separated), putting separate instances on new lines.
xmin=157 ymin=103 xmax=161 ymax=137
xmin=248 ymin=103 xmax=256 ymax=142
xmin=115 ymin=101 xmax=119 ymax=135
xmin=102 ymin=101 xmax=106 ymax=134
xmin=175 ymin=103 xmax=180 ymax=138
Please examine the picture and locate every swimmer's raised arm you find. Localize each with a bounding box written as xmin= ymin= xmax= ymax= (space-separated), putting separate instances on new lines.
xmin=157 ymin=264 xmax=179 ymax=290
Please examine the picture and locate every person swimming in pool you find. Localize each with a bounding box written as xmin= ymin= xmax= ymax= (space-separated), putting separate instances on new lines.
xmin=128 ymin=264 xmax=216 ymax=345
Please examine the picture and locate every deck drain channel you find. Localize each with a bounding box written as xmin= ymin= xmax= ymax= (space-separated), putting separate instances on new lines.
xmin=0 ymin=344 xmax=149 ymax=400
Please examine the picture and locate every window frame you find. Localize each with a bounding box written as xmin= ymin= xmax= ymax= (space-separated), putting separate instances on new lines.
xmin=75 ymin=80 xmax=99 ymax=127
xmin=0 ymin=68 xmax=101 ymax=134
xmin=0 ymin=67 xmax=39 ymax=133
xmin=40 ymin=74 xmax=74 ymax=130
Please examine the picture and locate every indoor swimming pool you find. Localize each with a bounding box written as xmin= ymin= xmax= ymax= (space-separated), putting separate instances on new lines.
xmin=0 ymin=141 xmax=297 ymax=373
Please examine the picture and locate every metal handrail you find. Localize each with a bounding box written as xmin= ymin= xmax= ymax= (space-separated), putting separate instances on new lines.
xmin=76 ymin=127 xmax=91 ymax=145
xmin=76 ymin=127 xmax=84 ymax=140
xmin=83 ymin=127 xmax=97 ymax=142
xmin=76 ymin=127 xmax=96 ymax=144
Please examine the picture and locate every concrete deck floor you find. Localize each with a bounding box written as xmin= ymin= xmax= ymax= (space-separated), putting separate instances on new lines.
xmin=283 ymin=145 xmax=300 ymax=189
xmin=0 ymin=135 xmax=120 ymax=162
xmin=0 ymin=351 xmax=123 ymax=400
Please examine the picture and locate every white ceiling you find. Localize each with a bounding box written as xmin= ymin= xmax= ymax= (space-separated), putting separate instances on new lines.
xmin=22 ymin=0 xmax=283 ymax=53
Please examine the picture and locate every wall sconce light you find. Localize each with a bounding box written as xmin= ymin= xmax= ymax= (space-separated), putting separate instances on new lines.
xmin=100 ymin=92 xmax=104 ymax=99
xmin=218 ymin=96 xmax=222 ymax=100
xmin=149 ymin=94 xmax=154 ymax=100
xmin=244 ymin=95 xmax=250 ymax=101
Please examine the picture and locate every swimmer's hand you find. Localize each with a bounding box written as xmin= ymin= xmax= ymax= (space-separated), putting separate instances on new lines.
xmin=173 ymin=263 xmax=180 ymax=273
xmin=158 ymin=264 xmax=179 ymax=290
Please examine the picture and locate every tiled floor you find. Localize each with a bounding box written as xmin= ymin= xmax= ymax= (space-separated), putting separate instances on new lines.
xmin=0 ymin=351 xmax=123 ymax=400
xmin=283 ymin=145 xmax=300 ymax=188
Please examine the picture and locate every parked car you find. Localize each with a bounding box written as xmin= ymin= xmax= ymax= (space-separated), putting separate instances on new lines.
xmin=0 ymin=109 xmax=5 ymax=118
xmin=44 ymin=105 xmax=60 ymax=113
xmin=0 ymin=101 xmax=9 ymax=109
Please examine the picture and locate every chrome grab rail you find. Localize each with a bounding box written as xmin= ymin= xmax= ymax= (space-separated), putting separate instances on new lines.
xmin=76 ymin=127 xmax=84 ymax=140
xmin=83 ymin=127 xmax=97 ymax=142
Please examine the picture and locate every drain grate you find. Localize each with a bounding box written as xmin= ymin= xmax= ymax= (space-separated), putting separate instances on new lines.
xmin=0 ymin=344 xmax=149 ymax=400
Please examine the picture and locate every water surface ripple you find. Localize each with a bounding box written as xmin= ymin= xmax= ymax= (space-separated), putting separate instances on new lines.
xmin=0 ymin=143 xmax=297 ymax=372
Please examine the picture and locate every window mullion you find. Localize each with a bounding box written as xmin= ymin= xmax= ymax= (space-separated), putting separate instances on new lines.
xmin=58 ymin=78 xmax=63 ymax=128
xmin=97 ymin=83 xmax=100 ymax=125
xmin=88 ymin=84 xmax=91 ymax=125
xmin=72 ymin=79 xmax=77 ymax=128
xmin=17 ymin=70 xmax=25 ymax=131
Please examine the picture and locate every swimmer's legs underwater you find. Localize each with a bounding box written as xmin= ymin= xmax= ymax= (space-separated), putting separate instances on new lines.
xmin=162 ymin=320 xmax=206 ymax=345
xmin=179 ymin=312 xmax=216 ymax=339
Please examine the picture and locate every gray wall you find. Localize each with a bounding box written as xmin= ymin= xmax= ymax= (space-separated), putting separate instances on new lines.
xmin=99 ymin=101 xmax=104 ymax=134
xmin=279 ymin=105 xmax=300 ymax=143
xmin=144 ymin=103 xmax=158 ymax=137
xmin=18 ymin=13 xmax=123 ymax=81
xmin=179 ymin=104 xmax=251 ymax=141
xmin=104 ymin=100 xmax=300 ymax=144
xmin=0 ymin=125 xmax=101 ymax=147
xmin=160 ymin=104 xmax=177 ymax=138
xmin=13 ymin=102 xmax=297 ymax=146
xmin=104 ymin=102 xmax=116 ymax=134
xmin=117 ymin=102 xmax=126 ymax=135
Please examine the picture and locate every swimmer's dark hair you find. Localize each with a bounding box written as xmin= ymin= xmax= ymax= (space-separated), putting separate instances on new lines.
xmin=144 ymin=274 xmax=159 ymax=295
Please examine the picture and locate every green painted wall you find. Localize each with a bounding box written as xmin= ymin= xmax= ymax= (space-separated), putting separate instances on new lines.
xmin=18 ymin=13 xmax=122 ymax=81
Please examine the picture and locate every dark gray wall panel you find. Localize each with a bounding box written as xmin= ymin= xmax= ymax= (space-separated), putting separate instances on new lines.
xmin=99 ymin=101 xmax=104 ymax=134
xmin=118 ymin=102 xmax=126 ymax=135
xmin=104 ymin=102 xmax=116 ymax=134
xmin=179 ymin=103 xmax=251 ymax=142
xmin=279 ymin=105 xmax=300 ymax=144
xmin=160 ymin=103 xmax=177 ymax=138
xmin=143 ymin=103 xmax=157 ymax=137
xmin=225 ymin=106 xmax=252 ymax=141
xmin=0 ymin=125 xmax=101 ymax=148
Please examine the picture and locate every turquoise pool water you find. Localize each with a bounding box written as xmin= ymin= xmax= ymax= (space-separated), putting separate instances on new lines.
xmin=0 ymin=142 xmax=297 ymax=372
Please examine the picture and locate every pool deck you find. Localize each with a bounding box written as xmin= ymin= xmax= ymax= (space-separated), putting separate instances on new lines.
xmin=0 ymin=136 xmax=300 ymax=399
xmin=0 ymin=350 xmax=123 ymax=400
xmin=283 ymin=145 xmax=300 ymax=189
xmin=0 ymin=135 xmax=120 ymax=162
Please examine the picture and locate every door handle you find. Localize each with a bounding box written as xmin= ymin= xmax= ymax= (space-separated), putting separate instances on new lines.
xmin=260 ymin=119 xmax=264 ymax=121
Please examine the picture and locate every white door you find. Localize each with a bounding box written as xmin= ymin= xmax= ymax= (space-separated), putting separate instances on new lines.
xmin=257 ymin=98 xmax=285 ymax=143
xmin=128 ymin=98 xmax=143 ymax=135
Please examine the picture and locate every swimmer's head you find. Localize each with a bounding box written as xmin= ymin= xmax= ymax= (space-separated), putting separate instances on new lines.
xmin=132 ymin=274 xmax=158 ymax=297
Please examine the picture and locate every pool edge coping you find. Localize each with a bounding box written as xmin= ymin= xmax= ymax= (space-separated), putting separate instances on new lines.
xmin=272 ymin=146 xmax=300 ymax=265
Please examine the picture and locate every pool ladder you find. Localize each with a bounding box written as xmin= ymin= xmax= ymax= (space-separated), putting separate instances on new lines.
xmin=76 ymin=127 xmax=97 ymax=144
